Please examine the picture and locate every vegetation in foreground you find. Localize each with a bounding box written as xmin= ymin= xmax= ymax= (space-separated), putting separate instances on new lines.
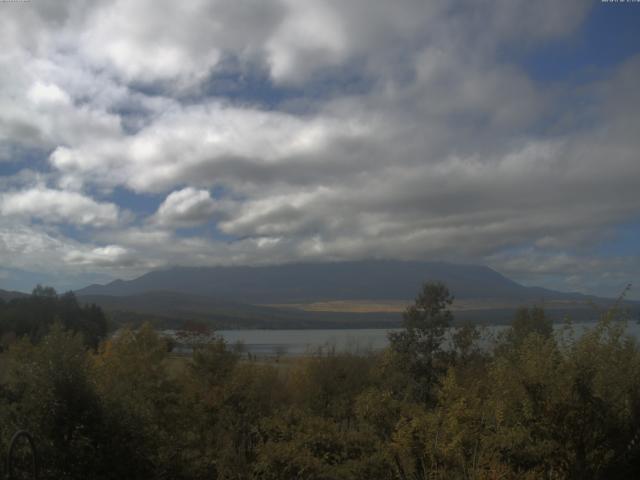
xmin=0 ymin=284 xmax=639 ymax=479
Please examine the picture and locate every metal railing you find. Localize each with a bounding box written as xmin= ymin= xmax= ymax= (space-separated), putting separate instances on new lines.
xmin=4 ymin=431 xmax=38 ymax=480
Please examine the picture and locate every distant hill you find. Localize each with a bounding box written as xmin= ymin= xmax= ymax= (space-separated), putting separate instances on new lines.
xmin=77 ymin=260 xmax=594 ymax=304
xmin=0 ymin=288 xmax=29 ymax=302
xmin=77 ymin=290 xmax=399 ymax=330
xmin=77 ymin=288 xmax=627 ymax=331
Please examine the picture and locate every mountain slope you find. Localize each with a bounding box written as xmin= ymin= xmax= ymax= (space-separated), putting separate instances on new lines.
xmin=0 ymin=288 xmax=29 ymax=302
xmin=78 ymin=289 xmax=627 ymax=330
xmin=77 ymin=290 xmax=398 ymax=329
xmin=75 ymin=261 xmax=638 ymax=329
xmin=76 ymin=260 xmax=591 ymax=303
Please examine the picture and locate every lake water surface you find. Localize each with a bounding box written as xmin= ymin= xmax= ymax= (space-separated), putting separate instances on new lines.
xmin=217 ymin=321 xmax=640 ymax=356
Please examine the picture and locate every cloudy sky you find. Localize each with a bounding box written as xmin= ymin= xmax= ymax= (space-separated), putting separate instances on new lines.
xmin=0 ymin=0 xmax=639 ymax=298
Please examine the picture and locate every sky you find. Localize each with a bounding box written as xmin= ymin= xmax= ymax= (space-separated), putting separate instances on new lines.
xmin=0 ymin=0 xmax=639 ymax=299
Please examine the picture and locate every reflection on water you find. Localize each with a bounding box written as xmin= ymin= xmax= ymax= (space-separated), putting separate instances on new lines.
xmin=217 ymin=321 xmax=640 ymax=357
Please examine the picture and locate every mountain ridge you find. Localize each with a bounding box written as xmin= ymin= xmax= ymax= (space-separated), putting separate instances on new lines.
xmin=70 ymin=261 xmax=639 ymax=329
xmin=0 ymin=288 xmax=29 ymax=302
xmin=75 ymin=260 xmax=597 ymax=303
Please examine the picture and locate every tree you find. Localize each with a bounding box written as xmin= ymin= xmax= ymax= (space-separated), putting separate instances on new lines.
xmin=0 ymin=286 xmax=107 ymax=347
xmin=451 ymin=322 xmax=482 ymax=365
xmin=486 ymin=307 xmax=640 ymax=478
xmin=510 ymin=306 xmax=552 ymax=343
xmin=3 ymin=323 xmax=105 ymax=479
xmin=31 ymin=284 xmax=57 ymax=298
xmin=388 ymin=282 xmax=454 ymax=404
xmin=93 ymin=323 xmax=188 ymax=479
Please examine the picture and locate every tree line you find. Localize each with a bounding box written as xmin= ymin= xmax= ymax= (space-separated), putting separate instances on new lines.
xmin=0 ymin=283 xmax=638 ymax=479
xmin=0 ymin=285 xmax=107 ymax=349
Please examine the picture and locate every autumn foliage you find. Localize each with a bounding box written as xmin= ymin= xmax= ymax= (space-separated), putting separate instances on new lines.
xmin=0 ymin=283 xmax=639 ymax=479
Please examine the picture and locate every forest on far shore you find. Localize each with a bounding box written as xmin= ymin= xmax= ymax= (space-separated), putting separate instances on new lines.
xmin=0 ymin=283 xmax=639 ymax=479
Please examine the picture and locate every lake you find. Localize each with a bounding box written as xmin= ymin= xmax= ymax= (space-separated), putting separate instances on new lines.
xmin=217 ymin=321 xmax=640 ymax=356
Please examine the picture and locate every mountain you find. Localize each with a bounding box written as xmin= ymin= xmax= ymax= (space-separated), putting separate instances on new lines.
xmin=76 ymin=260 xmax=594 ymax=303
xmin=74 ymin=261 xmax=637 ymax=329
xmin=0 ymin=288 xmax=29 ymax=302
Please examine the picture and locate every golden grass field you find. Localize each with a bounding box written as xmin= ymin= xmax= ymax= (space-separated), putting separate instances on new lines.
xmin=263 ymin=298 xmax=594 ymax=313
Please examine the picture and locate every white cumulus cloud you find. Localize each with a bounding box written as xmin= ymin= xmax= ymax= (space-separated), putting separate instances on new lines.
xmin=152 ymin=187 xmax=220 ymax=227
xmin=0 ymin=0 xmax=637 ymax=298
xmin=0 ymin=186 xmax=120 ymax=227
